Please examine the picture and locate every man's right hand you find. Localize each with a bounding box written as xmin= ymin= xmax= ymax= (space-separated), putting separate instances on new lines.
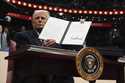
xmin=43 ymin=39 xmax=57 ymax=47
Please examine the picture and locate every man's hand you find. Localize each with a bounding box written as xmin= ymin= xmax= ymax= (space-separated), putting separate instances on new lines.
xmin=43 ymin=39 xmax=57 ymax=47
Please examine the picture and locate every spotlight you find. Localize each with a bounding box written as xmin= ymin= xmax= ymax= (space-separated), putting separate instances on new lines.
xmin=23 ymin=2 xmax=27 ymax=6
xmin=17 ymin=1 xmax=21 ymax=5
xmin=120 ymin=11 xmax=124 ymax=14
xmin=83 ymin=10 xmax=87 ymax=14
xmin=78 ymin=10 xmax=82 ymax=14
xmin=38 ymin=5 xmax=42 ymax=9
xmin=54 ymin=8 xmax=58 ymax=11
xmin=33 ymin=5 xmax=37 ymax=8
xmin=43 ymin=6 xmax=48 ymax=10
xmin=28 ymin=3 xmax=32 ymax=7
xmin=64 ymin=9 xmax=68 ymax=13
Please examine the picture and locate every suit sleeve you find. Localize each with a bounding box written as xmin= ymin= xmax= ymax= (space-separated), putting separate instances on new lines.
xmin=14 ymin=32 xmax=29 ymax=48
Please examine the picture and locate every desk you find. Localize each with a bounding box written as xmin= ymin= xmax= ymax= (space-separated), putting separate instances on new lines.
xmin=6 ymin=46 xmax=125 ymax=83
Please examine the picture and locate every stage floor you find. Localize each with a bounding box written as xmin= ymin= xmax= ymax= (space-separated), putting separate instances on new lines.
xmin=74 ymin=77 xmax=116 ymax=83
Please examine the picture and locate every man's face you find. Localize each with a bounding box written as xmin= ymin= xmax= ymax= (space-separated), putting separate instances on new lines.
xmin=32 ymin=11 xmax=48 ymax=29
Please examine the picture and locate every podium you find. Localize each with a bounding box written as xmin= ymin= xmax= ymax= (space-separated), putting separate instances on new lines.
xmin=6 ymin=45 xmax=125 ymax=83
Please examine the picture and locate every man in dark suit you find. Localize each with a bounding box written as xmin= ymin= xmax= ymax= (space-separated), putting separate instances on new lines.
xmin=15 ymin=10 xmax=57 ymax=47
xmin=14 ymin=10 xmax=74 ymax=83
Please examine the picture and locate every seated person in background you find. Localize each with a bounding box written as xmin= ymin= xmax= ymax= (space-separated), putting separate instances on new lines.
xmin=14 ymin=10 xmax=74 ymax=83
xmin=0 ymin=25 xmax=9 ymax=49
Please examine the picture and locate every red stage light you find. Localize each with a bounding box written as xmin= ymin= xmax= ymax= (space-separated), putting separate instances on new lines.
xmin=109 ymin=11 xmax=113 ymax=15
xmin=23 ymin=2 xmax=27 ymax=6
xmin=49 ymin=7 xmax=53 ymax=10
xmin=54 ymin=7 xmax=58 ymax=11
xmin=64 ymin=9 xmax=68 ymax=12
xmin=6 ymin=0 xmax=10 ymax=2
xmin=104 ymin=11 xmax=108 ymax=15
xmin=120 ymin=11 xmax=124 ymax=14
xmin=38 ymin=5 xmax=42 ymax=9
xmin=17 ymin=1 xmax=21 ymax=5
xmin=43 ymin=6 xmax=48 ymax=10
xmin=114 ymin=11 xmax=118 ymax=15
xmin=68 ymin=9 xmax=73 ymax=13
xmin=73 ymin=10 xmax=77 ymax=13
xmin=78 ymin=10 xmax=82 ymax=14
xmin=94 ymin=11 xmax=98 ymax=14
xmin=83 ymin=10 xmax=88 ymax=14
xmin=33 ymin=5 xmax=37 ymax=8
xmin=89 ymin=11 xmax=93 ymax=14
xmin=12 ymin=0 xmax=16 ymax=4
xmin=59 ymin=8 xmax=63 ymax=12
xmin=28 ymin=3 xmax=32 ymax=7
xmin=99 ymin=11 xmax=103 ymax=15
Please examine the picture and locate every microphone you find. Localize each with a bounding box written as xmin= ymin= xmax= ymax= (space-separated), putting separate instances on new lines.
xmin=4 ymin=16 xmax=11 ymax=23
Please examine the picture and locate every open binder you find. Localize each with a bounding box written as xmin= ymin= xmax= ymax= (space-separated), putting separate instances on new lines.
xmin=39 ymin=17 xmax=92 ymax=45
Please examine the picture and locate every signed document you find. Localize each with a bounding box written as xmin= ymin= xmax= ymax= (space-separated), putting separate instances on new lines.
xmin=39 ymin=17 xmax=69 ymax=43
xmin=39 ymin=17 xmax=92 ymax=45
xmin=62 ymin=21 xmax=91 ymax=45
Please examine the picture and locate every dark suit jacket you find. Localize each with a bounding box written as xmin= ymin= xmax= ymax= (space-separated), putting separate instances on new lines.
xmin=14 ymin=30 xmax=61 ymax=49
xmin=14 ymin=30 xmax=42 ymax=47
